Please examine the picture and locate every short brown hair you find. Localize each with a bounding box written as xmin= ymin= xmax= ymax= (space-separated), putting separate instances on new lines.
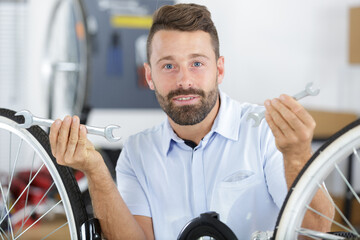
xmin=146 ymin=3 xmax=220 ymax=63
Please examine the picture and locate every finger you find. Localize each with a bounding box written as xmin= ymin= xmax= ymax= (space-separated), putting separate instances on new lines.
xmin=74 ymin=124 xmax=88 ymax=159
xmin=56 ymin=115 xmax=72 ymax=158
xmin=64 ymin=116 xmax=80 ymax=163
xmin=279 ymin=94 xmax=316 ymax=141
xmin=279 ymin=94 xmax=315 ymax=127
xmin=265 ymin=98 xmax=295 ymax=137
xmin=264 ymin=100 xmax=285 ymax=139
xmin=49 ymin=119 xmax=62 ymax=157
xmin=270 ymin=97 xmax=305 ymax=134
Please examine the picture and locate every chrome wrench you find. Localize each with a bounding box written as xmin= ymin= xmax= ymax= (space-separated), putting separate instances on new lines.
xmin=246 ymin=82 xmax=320 ymax=127
xmin=15 ymin=110 xmax=121 ymax=142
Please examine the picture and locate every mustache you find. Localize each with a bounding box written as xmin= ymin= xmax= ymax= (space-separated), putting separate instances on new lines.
xmin=167 ymin=88 xmax=205 ymax=100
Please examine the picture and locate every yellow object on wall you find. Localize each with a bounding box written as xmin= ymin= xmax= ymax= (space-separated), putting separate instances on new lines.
xmin=111 ymin=16 xmax=152 ymax=29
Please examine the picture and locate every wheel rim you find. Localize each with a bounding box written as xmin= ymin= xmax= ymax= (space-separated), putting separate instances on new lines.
xmin=43 ymin=0 xmax=89 ymax=119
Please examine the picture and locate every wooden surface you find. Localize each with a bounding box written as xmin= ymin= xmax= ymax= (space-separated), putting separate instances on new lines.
xmin=11 ymin=216 xmax=70 ymax=240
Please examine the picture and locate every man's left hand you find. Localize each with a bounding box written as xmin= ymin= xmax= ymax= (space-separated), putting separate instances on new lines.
xmin=264 ymin=94 xmax=316 ymax=171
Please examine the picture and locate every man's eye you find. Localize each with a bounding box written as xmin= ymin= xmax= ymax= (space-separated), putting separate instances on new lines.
xmin=164 ymin=64 xmax=173 ymax=69
xmin=193 ymin=62 xmax=202 ymax=67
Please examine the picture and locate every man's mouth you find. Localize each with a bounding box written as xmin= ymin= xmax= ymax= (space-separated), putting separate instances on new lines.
xmin=172 ymin=95 xmax=199 ymax=105
xmin=175 ymin=96 xmax=195 ymax=101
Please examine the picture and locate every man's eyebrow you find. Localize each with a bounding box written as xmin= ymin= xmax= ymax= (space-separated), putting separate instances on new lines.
xmin=189 ymin=53 xmax=210 ymax=59
xmin=156 ymin=56 xmax=174 ymax=65
xmin=156 ymin=54 xmax=210 ymax=65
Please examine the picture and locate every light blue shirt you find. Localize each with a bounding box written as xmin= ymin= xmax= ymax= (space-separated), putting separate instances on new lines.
xmin=116 ymin=91 xmax=287 ymax=239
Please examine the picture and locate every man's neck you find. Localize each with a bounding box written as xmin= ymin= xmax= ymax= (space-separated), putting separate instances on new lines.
xmin=169 ymin=97 xmax=220 ymax=145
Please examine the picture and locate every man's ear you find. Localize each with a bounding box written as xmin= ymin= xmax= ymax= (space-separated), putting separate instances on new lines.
xmin=217 ymin=56 xmax=225 ymax=84
xmin=144 ymin=63 xmax=154 ymax=90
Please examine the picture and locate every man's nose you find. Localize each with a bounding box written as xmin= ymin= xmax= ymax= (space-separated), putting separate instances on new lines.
xmin=176 ymin=67 xmax=193 ymax=89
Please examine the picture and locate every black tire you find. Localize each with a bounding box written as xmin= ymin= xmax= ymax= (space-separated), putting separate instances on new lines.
xmin=0 ymin=108 xmax=88 ymax=239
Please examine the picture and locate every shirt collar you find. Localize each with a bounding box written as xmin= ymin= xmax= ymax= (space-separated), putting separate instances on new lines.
xmin=211 ymin=90 xmax=240 ymax=141
xmin=162 ymin=119 xmax=182 ymax=155
xmin=161 ymin=90 xmax=241 ymax=155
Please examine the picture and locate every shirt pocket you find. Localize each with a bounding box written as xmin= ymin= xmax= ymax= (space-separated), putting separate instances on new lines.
xmin=220 ymin=170 xmax=258 ymax=188
xmin=210 ymin=170 xmax=262 ymax=223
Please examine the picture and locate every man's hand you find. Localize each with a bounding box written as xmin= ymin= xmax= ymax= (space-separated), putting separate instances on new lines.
xmin=264 ymin=94 xmax=315 ymax=171
xmin=49 ymin=115 xmax=102 ymax=175
xmin=265 ymin=94 xmax=334 ymax=232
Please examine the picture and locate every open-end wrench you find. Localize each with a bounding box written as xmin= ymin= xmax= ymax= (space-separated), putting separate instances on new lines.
xmin=246 ymin=82 xmax=320 ymax=127
xmin=15 ymin=110 xmax=121 ymax=142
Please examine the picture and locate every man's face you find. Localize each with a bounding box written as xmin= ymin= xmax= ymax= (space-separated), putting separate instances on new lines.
xmin=144 ymin=30 xmax=224 ymax=126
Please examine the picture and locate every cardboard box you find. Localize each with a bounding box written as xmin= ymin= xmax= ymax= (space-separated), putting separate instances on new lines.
xmin=308 ymin=110 xmax=358 ymax=140
xmin=349 ymin=7 xmax=360 ymax=63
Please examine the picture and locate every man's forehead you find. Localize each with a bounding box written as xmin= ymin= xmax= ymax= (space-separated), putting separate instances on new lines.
xmin=152 ymin=29 xmax=211 ymax=42
xmin=150 ymin=30 xmax=215 ymax=62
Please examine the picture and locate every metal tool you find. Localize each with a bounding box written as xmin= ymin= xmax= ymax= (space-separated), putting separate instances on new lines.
xmin=246 ymin=82 xmax=320 ymax=127
xmin=15 ymin=110 xmax=121 ymax=142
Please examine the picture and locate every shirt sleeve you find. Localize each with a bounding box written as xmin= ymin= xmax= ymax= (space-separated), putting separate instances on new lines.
xmin=115 ymin=142 xmax=151 ymax=217
xmin=262 ymin=127 xmax=288 ymax=208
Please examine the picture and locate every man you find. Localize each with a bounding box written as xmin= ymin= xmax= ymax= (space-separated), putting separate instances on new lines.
xmin=49 ymin=3 xmax=333 ymax=239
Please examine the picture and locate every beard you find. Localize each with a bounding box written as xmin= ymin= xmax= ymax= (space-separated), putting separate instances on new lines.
xmin=154 ymin=83 xmax=219 ymax=126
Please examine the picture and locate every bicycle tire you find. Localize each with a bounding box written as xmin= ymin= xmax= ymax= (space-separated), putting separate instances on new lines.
xmin=0 ymin=108 xmax=87 ymax=239
xmin=273 ymin=119 xmax=360 ymax=239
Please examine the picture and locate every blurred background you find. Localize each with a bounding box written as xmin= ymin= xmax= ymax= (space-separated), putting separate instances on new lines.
xmin=1 ymin=0 xmax=360 ymax=237
xmin=2 ymin=0 xmax=360 ymax=146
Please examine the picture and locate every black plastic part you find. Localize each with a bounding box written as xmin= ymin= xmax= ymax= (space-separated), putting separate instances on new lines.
xmin=80 ymin=218 xmax=102 ymax=240
xmin=177 ymin=212 xmax=238 ymax=240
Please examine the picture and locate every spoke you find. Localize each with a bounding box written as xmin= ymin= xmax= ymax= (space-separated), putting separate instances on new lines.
xmin=5 ymin=134 xmax=22 ymax=234
xmin=334 ymin=164 xmax=360 ymax=204
xmin=0 ymin=137 xmax=23 ymax=239
xmin=297 ymin=228 xmax=345 ymax=239
xmin=0 ymin=182 xmax=13 ymax=240
xmin=7 ymin=132 xmax=12 ymax=210
xmin=317 ymin=182 xmax=359 ymax=235
xmin=15 ymin=182 xmax=55 ymax=234
xmin=41 ymin=221 xmax=68 ymax=240
xmin=14 ymin=199 xmax=63 ymax=240
xmin=6 ymin=139 xmax=23 ymax=203
xmin=0 ymin=163 xmax=45 ymax=225
xmin=19 ymin=151 xmax=36 ymax=234
xmin=6 ymin=217 xmax=13 ymax=240
xmin=0 ymin=228 xmax=8 ymax=240
xmin=306 ymin=204 xmax=357 ymax=235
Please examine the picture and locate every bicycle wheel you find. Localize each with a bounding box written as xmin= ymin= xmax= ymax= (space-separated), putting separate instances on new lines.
xmin=43 ymin=0 xmax=90 ymax=119
xmin=273 ymin=119 xmax=360 ymax=239
xmin=0 ymin=108 xmax=87 ymax=239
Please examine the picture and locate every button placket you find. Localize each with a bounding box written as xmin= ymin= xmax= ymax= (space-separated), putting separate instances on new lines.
xmin=191 ymin=145 xmax=207 ymax=216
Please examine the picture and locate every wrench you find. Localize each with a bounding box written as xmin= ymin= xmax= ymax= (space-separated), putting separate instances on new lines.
xmin=246 ymin=82 xmax=320 ymax=127
xmin=15 ymin=110 xmax=121 ymax=142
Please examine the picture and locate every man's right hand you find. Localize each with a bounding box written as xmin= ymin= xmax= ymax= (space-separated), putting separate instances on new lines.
xmin=49 ymin=115 xmax=102 ymax=175
xmin=50 ymin=116 xmax=154 ymax=240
